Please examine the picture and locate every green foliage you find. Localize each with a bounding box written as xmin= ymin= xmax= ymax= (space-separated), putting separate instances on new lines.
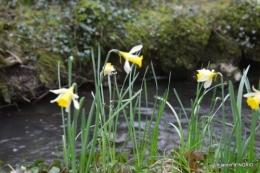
xmin=214 ymin=1 xmax=260 ymax=61
xmin=1 ymin=0 xmax=260 ymax=83
xmin=73 ymin=0 xmax=138 ymax=56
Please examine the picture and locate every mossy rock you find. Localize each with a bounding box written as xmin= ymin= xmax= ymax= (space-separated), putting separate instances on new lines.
xmin=213 ymin=1 xmax=260 ymax=62
xmin=0 ymin=77 xmax=10 ymax=103
xmin=0 ymin=51 xmax=67 ymax=105
xmin=157 ymin=16 xmax=210 ymax=78
xmin=201 ymin=32 xmax=241 ymax=65
xmin=0 ymin=54 xmax=8 ymax=66
xmin=34 ymin=51 xmax=66 ymax=87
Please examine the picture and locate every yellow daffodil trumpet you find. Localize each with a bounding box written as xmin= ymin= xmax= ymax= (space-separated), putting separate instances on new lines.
xmin=119 ymin=52 xmax=143 ymax=67
xmin=196 ymin=69 xmax=217 ymax=89
xmin=102 ymin=62 xmax=117 ymax=76
xmin=50 ymin=84 xmax=79 ymax=112
xmin=243 ymin=86 xmax=260 ymax=110
xmin=117 ymin=45 xmax=143 ymax=73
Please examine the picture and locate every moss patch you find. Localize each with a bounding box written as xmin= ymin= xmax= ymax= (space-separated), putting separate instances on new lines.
xmin=214 ymin=1 xmax=260 ymax=62
xmin=0 ymin=76 xmax=10 ymax=103
xmin=34 ymin=51 xmax=66 ymax=87
xmin=157 ymin=16 xmax=210 ymax=77
xmin=201 ymin=32 xmax=241 ymax=65
xmin=0 ymin=54 xmax=8 ymax=65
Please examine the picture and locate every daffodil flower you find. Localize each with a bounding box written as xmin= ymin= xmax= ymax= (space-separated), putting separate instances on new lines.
xmin=50 ymin=85 xmax=79 ymax=112
xmin=243 ymin=86 xmax=260 ymax=110
xmin=102 ymin=62 xmax=116 ymax=76
xmin=118 ymin=45 xmax=143 ymax=73
xmin=196 ymin=69 xmax=217 ymax=89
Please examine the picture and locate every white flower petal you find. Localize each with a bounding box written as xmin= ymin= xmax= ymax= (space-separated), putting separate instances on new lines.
xmin=204 ymin=79 xmax=213 ymax=89
xmin=73 ymin=98 xmax=80 ymax=110
xmin=124 ymin=60 xmax=131 ymax=73
xmin=50 ymin=88 xmax=68 ymax=94
xmin=243 ymin=93 xmax=256 ymax=98
xmin=197 ymin=75 xmax=209 ymax=82
xmin=65 ymin=106 xmax=70 ymax=112
xmin=203 ymin=71 xmax=212 ymax=76
xmin=197 ymin=68 xmax=206 ymax=73
xmin=50 ymin=94 xmax=63 ymax=103
xmin=198 ymin=69 xmax=214 ymax=76
xmin=73 ymin=94 xmax=79 ymax=99
xmin=252 ymin=86 xmax=260 ymax=93
xmin=129 ymin=45 xmax=143 ymax=54
xmin=50 ymin=99 xmax=56 ymax=103
xmin=65 ymin=100 xmax=72 ymax=112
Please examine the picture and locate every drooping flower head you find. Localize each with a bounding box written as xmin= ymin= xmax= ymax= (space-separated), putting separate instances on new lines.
xmin=118 ymin=45 xmax=143 ymax=73
xmin=102 ymin=62 xmax=117 ymax=76
xmin=243 ymin=86 xmax=260 ymax=110
xmin=50 ymin=84 xmax=79 ymax=112
xmin=196 ymin=69 xmax=217 ymax=89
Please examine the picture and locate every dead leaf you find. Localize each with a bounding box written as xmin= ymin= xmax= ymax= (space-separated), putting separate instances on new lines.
xmin=184 ymin=150 xmax=204 ymax=172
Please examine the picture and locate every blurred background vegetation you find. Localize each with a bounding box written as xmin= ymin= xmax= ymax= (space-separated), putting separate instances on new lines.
xmin=0 ymin=0 xmax=260 ymax=105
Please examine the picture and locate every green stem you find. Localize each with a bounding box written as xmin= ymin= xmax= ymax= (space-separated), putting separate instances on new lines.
xmin=248 ymin=111 xmax=258 ymax=173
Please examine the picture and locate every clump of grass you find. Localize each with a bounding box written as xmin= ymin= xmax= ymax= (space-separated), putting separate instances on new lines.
xmin=3 ymin=44 xmax=260 ymax=173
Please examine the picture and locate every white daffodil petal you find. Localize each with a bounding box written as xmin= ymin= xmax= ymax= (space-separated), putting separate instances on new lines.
xmin=204 ymin=69 xmax=215 ymax=74
xmin=65 ymin=100 xmax=72 ymax=112
xmin=50 ymin=88 xmax=69 ymax=94
xmin=252 ymin=86 xmax=260 ymax=93
xmin=204 ymin=79 xmax=212 ymax=89
xmin=243 ymin=93 xmax=256 ymax=98
xmin=73 ymin=98 xmax=80 ymax=109
xmin=50 ymin=99 xmax=57 ymax=103
xmin=124 ymin=60 xmax=131 ymax=73
xmin=198 ymin=69 xmax=214 ymax=76
xmin=197 ymin=69 xmax=206 ymax=73
xmin=50 ymin=94 xmax=63 ymax=103
xmin=129 ymin=45 xmax=143 ymax=54
xmin=73 ymin=94 xmax=79 ymax=99
xmin=197 ymin=75 xmax=209 ymax=82
xmin=65 ymin=106 xmax=70 ymax=112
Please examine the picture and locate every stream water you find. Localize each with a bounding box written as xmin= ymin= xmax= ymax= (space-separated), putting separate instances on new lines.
xmin=0 ymin=78 xmax=259 ymax=167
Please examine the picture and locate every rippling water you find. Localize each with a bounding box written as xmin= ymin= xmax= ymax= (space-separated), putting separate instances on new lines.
xmin=0 ymin=79 xmax=259 ymax=166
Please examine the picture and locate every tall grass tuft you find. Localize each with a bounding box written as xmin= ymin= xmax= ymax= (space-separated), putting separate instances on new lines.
xmin=41 ymin=45 xmax=259 ymax=173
